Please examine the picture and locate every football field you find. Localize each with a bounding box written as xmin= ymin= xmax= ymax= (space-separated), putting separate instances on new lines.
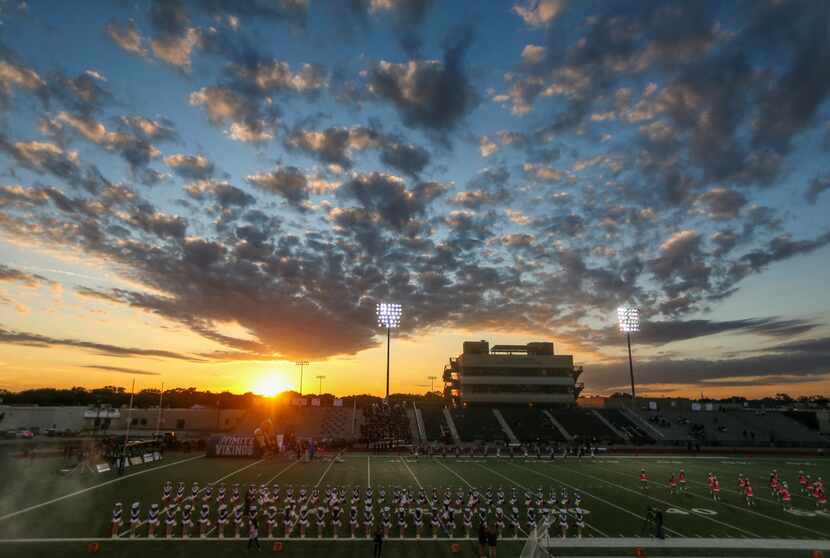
xmin=1 ymin=448 xmax=828 ymax=557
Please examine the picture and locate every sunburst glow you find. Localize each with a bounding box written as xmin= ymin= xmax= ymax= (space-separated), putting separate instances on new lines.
xmin=251 ymin=375 xmax=292 ymax=397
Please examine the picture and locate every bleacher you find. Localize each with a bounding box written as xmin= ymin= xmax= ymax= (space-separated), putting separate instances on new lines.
xmin=599 ymin=409 xmax=654 ymax=444
xmin=419 ymin=406 xmax=449 ymax=443
xmin=498 ymin=406 xmax=548 ymax=442
xmin=550 ymin=409 xmax=621 ymax=442
xmin=634 ymin=406 xmax=829 ymax=447
xmin=452 ymin=407 xmax=505 ymax=442
xmin=319 ymin=407 xmax=356 ymax=440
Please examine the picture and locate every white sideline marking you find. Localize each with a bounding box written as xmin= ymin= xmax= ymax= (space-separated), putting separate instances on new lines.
xmin=0 ymin=455 xmax=205 ymax=524
xmin=595 ymin=461 xmax=826 ymax=538
xmin=554 ymin=463 xmax=759 ymax=538
xmin=477 ymin=463 xmax=609 ymax=538
xmin=507 ymin=463 xmax=682 ymax=538
xmin=5 ymin=536 xmax=827 ymax=549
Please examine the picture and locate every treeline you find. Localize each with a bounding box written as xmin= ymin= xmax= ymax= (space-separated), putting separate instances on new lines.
xmin=0 ymin=386 xmax=447 ymax=410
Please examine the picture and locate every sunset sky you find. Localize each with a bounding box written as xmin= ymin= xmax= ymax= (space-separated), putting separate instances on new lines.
xmin=1 ymin=0 xmax=829 ymax=399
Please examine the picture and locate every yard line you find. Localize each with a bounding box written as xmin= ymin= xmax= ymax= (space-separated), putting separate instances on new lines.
xmin=367 ymin=455 xmax=371 ymax=489
xmin=314 ymin=454 xmax=338 ymax=488
xmin=435 ymin=459 xmax=473 ymax=488
xmin=0 ymin=454 xmax=204 ymax=524
xmin=552 ymin=463 xmax=759 ymax=539
xmin=506 ymin=462 xmax=683 ymax=538
xmin=399 ymin=455 xmax=424 ymax=491
xmin=209 ymin=458 xmax=265 ymax=486
xmin=265 ymin=459 xmax=299 ymax=484
xmin=477 ymin=462 xmax=609 ymax=538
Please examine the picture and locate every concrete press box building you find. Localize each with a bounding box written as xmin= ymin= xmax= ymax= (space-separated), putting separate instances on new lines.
xmin=443 ymin=340 xmax=583 ymax=406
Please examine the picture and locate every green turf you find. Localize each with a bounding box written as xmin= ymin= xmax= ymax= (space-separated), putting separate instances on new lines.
xmin=1 ymin=448 xmax=829 ymax=557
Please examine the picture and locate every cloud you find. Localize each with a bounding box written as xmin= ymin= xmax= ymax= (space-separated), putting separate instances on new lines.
xmin=805 ymin=174 xmax=830 ymax=205
xmin=0 ymin=135 xmax=90 ymax=188
xmin=165 ymin=154 xmax=215 ymax=180
xmin=586 ymin=350 xmax=830 ymax=392
xmin=379 ymin=138 xmax=430 ymax=177
xmin=189 ymin=86 xmax=279 ymax=143
xmin=698 ymin=187 xmax=747 ymax=220
xmin=598 ymin=316 xmax=819 ymax=347
xmin=521 ymin=44 xmax=547 ymax=65
xmin=513 ymin=0 xmax=566 ymax=27
xmin=104 ymin=20 xmax=148 ymax=57
xmin=0 ymin=58 xmax=46 ymax=110
xmin=185 ymin=180 xmax=255 ymax=208
xmin=0 ymin=264 xmax=52 ymax=287
xmin=246 ymin=166 xmax=310 ymax=210
xmin=367 ymin=30 xmax=478 ymax=137
xmin=284 ymin=125 xmax=430 ymax=177
xmin=339 ymin=172 xmax=446 ymax=230
xmin=83 ymin=364 xmax=160 ymax=376
xmin=336 ymin=0 xmax=434 ymax=56
xmin=284 ymin=126 xmax=378 ymax=168
xmin=0 ymin=327 xmax=203 ymax=361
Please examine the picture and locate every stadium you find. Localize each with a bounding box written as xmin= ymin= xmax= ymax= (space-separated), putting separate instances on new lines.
xmin=3 ymin=1 xmax=830 ymax=557
xmin=1 ymin=334 xmax=829 ymax=557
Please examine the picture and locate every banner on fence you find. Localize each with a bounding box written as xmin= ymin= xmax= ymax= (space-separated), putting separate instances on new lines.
xmin=206 ymin=435 xmax=263 ymax=457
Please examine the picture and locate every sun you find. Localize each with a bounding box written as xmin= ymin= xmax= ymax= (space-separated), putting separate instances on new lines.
xmin=251 ymin=375 xmax=291 ymax=397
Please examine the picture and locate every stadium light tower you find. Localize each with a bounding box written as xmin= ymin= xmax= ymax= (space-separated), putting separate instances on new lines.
xmin=295 ymin=361 xmax=309 ymax=396
xmin=377 ymin=302 xmax=402 ymax=400
xmin=617 ymin=306 xmax=640 ymax=409
xmin=316 ymin=375 xmax=326 ymax=395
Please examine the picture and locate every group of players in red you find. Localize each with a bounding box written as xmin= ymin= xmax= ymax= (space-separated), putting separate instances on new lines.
xmin=636 ymin=466 xmax=826 ymax=510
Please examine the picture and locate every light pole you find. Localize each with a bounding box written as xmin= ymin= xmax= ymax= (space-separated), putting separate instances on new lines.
xmin=376 ymin=303 xmax=402 ymax=400
xmin=316 ymin=375 xmax=326 ymax=395
xmin=617 ymin=306 xmax=640 ymax=409
xmin=295 ymin=361 xmax=309 ymax=396
xmin=427 ymin=375 xmax=437 ymax=393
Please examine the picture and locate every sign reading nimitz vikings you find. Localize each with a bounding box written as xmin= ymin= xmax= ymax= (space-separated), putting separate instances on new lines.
xmin=206 ymin=435 xmax=263 ymax=457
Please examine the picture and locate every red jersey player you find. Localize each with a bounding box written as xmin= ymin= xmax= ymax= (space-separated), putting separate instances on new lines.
xmin=744 ymin=481 xmax=754 ymax=507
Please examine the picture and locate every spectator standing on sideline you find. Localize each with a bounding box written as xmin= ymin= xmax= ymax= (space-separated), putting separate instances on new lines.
xmin=373 ymin=527 xmax=383 ymax=558
xmin=654 ymin=508 xmax=664 ymax=539
xmin=487 ymin=526 xmax=498 ymax=558
xmin=478 ymin=523 xmax=488 ymax=558
xmin=247 ymin=515 xmax=261 ymax=551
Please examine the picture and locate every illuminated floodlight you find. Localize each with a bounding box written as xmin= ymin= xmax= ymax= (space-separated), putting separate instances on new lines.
xmin=617 ymin=306 xmax=640 ymax=333
xmin=377 ymin=303 xmax=402 ymax=329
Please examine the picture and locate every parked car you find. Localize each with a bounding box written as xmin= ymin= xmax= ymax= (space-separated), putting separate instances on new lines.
xmin=17 ymin=430 xmax=34 ymax=439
